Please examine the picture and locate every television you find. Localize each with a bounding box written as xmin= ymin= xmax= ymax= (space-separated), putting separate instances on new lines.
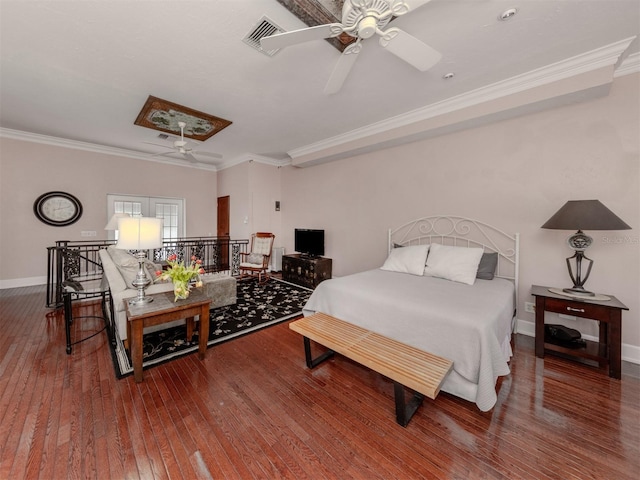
xmin=294 ymin=229 xmax=325 ymax=257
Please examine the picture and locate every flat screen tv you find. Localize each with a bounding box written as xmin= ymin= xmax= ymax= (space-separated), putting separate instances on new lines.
xmin=294 ymin=229 xmax=324 ymax=257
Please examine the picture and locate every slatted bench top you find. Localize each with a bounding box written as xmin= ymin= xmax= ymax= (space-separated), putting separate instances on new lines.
xmin=290 ymin=312 xmax=453 ymax=400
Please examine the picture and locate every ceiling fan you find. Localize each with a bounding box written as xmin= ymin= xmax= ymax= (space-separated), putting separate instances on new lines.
xmin=261 ymin=0 xmax=441 ymax=94
xmin=144 ymin=121 xmax=223 ymax=162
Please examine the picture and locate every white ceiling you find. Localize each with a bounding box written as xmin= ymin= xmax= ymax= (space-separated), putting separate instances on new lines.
xmin=1 ymin=0 xmax=638 ymax=171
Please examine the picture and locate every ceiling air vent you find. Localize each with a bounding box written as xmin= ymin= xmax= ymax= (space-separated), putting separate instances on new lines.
xmin=243 ymin=16 xmax=284 ymax=57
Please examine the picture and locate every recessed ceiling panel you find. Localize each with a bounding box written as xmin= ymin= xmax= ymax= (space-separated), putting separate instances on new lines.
xmin=134 ymin=96 xmax=232 ymax=141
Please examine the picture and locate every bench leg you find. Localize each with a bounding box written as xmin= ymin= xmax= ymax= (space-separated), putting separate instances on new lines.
xmin=303 ymin=337 xmax=334 ymax=368
xmin=394 ymin=382 xmax=424 ymax=427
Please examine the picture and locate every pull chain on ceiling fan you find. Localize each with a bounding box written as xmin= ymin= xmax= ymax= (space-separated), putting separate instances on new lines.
xmin=261 ymin=0 xmax=441 ymax=94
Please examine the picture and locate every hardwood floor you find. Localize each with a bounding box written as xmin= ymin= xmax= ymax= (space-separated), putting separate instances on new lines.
xmin=1 ymin=285 xmax=639 ymax=479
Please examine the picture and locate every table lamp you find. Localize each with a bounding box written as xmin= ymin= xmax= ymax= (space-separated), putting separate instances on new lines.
xmin=541 ymin=200 xmax=630 ymax=296
xmin=116 ymin=217 xmax=163 ymax=305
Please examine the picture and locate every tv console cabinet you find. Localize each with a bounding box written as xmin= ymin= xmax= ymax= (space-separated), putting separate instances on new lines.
xmin=282 ymin=254 xmax=332 ymax=289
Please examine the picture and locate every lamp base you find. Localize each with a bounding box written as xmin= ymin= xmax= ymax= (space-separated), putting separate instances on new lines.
xmin=128 ymin=295 xmax=154 ymax=306
xmin=564 ymin=232 xmax=595 ymax=298
xmin=128 ymin=257 xmax=154 ymax=305
xmin=562 ymin=286 xmax=595 ymax=297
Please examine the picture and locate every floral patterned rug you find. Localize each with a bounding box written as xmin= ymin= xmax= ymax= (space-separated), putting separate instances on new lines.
xmin=109 ymin=277 xmax=313 ymax=379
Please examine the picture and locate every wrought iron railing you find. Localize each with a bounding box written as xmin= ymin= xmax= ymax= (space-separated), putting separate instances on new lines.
xmin=46 ymin=237 xmax=249 ymax=308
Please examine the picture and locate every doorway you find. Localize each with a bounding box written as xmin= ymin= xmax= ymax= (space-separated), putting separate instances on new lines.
xmin=106 ymin=194 xmax=184 ymax=241
xmin=217 ymin=196 xmax=230 ymax=269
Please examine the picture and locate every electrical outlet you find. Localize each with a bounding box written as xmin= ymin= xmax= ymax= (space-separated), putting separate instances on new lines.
xmin=80 ymin=230 xmax=96 ymax=237
xmin=524 ymin=302 xmax=536 ymax=313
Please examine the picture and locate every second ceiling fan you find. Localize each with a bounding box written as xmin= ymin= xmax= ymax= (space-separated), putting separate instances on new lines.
xmin=261 ymin=0 xmax=442 ymax=94
xmin=145 ymin=122 xmax=223 ymax=162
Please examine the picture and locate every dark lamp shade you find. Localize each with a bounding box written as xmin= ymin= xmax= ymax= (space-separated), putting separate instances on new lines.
xmin=541 ymin=200 xmax=631 ymax=231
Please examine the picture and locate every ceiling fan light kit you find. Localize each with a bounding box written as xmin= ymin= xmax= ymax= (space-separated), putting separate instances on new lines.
xmin=261 ymin=0 xmax=442 ymax=94
xmin=356 ymin=16 xmax=379 ymax=39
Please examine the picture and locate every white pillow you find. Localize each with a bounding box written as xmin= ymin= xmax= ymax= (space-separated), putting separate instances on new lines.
xmin=380 ymin=245 xmax=430 ymax=276
xmin=108 ymin=246 xmax=159 ymax=286
xmin=423 ymin=243 xmax=484 ymax=285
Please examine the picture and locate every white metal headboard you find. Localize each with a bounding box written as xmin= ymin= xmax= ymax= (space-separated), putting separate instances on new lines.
xmin=388 ymin=215 xmax=520 ymax=303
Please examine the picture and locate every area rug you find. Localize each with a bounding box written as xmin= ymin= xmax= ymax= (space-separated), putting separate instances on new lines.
xmin=110 ymin=277 xmax=312 ymax=379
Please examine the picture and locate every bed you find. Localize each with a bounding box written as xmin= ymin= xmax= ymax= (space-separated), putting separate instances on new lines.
xmin=302 ymin=216 xmax=519 ymax=412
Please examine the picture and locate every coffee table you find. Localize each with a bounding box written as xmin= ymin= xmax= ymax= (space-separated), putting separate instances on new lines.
xmin=124 ymin=288 xmax=211 ymax=382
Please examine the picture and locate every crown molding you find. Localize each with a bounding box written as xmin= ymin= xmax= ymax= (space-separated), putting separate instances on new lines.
xmin=0 ymin=127 xmax=220 ymax=171
xmin=289 ymin=37 xmax=637 ymax=162
xmin=615 ymin=51 xmax=640 ymax=77
xmin=0 ymin=127 xmax=290 ymax=172
xmin=217 ymin=152 xmax=291 ymax=171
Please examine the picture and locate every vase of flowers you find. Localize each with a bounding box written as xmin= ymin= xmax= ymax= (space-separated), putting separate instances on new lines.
xmin=156 ymin=254 xmax=205 ymax=302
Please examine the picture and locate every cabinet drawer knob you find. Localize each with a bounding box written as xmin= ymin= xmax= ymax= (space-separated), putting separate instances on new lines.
xmin=567 ymin=307 xmax=585 ymax=313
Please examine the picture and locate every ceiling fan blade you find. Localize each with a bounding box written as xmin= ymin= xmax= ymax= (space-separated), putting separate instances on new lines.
xmin=323 ymin=41 xmax=362 ymax=95
xmin=379 ymin=28 xmax=441 ymax=71
xmin=193 ymin=150 xmax=223 ymax=159
xmin=184 ymin=152 xmax=199 ymax=162
xmin=260 ymin=23 xmax=344 ymax=51
xmin=151 ymin=151 xmax=179 ymax=158
xmin=389 ymin=0 xmax=434 ymax=16
xmin=143 ymin=141 xmax=174 ymax=150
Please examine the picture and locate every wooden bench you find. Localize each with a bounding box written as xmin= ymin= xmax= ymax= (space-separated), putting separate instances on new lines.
xmin=289 ymin=312 xmax=453 ymax=427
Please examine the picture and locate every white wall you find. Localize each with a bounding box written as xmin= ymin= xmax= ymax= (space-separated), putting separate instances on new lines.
xmin=217 ymin=160 xmax=282 ymax=243
xmin=217 ymin=161 xmax=250 ymax=240
xmin=0 ymin=139 xmax=218 ymax=286
xmin=248 ymin=161 xmax=282 ymax=244
xmin=280 ymin=73 xmax=639 ymax=352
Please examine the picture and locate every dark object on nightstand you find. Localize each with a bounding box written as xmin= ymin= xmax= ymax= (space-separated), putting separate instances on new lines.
xmin=531 ymin=285 xmax=628 ymax=378
xmin=544 ymin=324 xmax=586 ymax=349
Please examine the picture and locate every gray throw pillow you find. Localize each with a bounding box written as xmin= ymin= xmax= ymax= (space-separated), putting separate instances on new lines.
xmin=476 ymin=252 xmax=498 ymax=280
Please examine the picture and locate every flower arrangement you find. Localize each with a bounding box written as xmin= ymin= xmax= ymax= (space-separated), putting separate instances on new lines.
xmin=156 ymin=254 xmax=205 ymax=301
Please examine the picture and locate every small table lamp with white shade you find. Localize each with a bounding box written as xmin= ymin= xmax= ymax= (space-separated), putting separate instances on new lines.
xmin=116 ymin=217 xmax=163 ymax=305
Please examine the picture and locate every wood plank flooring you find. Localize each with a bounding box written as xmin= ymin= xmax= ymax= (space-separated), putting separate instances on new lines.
xmin=1 ymin=284 xmax=639 ymax=479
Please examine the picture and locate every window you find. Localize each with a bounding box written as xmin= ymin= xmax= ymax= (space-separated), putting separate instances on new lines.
xmin=152 ymin=200 xmax=180 ymax=241
xmin=107 ymin=195 xmax=184 ymax=241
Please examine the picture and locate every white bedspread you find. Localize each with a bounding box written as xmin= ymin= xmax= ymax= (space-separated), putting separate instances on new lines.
xmin=302 ymin=269 xmax=515 ymax=411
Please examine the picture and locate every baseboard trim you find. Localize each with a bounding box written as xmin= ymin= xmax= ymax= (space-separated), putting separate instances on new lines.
xmin=0 ymin=276 xmax=47 ymax=290
xmin=516 ymin=318 xmax=640 ymax=365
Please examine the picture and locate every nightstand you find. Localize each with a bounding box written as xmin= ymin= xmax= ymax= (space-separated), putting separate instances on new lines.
xmin=531 ymin=285 xmax=628 ymax=378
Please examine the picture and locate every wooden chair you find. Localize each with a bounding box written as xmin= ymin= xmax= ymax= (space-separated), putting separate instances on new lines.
xmin=239 ymin=232 xmax=275 ymax=284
